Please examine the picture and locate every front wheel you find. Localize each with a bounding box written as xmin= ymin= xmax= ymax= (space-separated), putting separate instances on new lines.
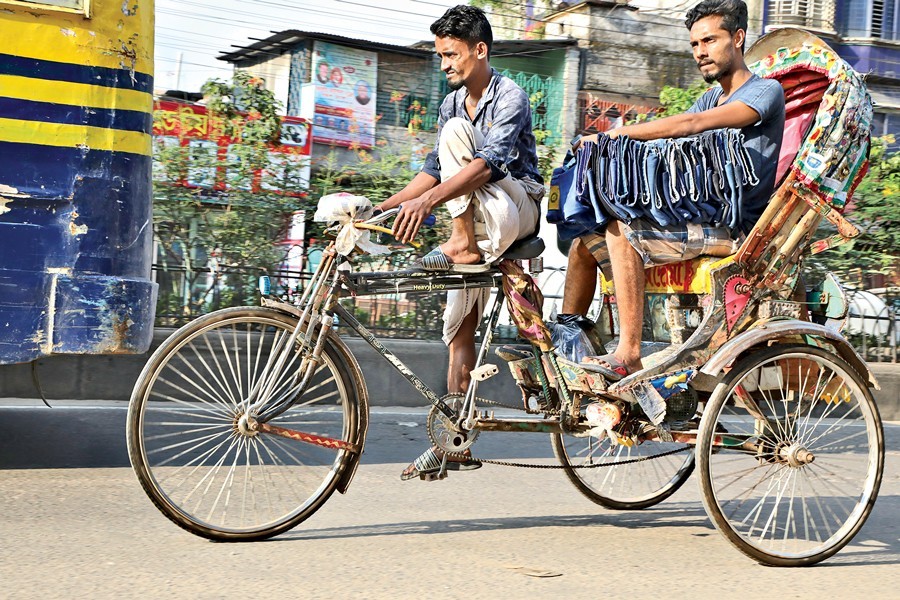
xmin=697 ymin=345 xmax=884 ymax=566
xmin=127 ymin=307 xmax=362 ymax=541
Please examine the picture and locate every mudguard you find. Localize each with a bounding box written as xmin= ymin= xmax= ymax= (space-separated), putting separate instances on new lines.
xmin=700 ymin=319 xmax=879 ymax=389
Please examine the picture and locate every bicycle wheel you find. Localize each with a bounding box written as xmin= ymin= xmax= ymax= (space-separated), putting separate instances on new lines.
xmin=697 ymin=344 xmax=883 ymax=566
xmin=127 ymin=306 xmax=362 ymax=541
xmin=552 ymin=422 xmax=694 ymax=510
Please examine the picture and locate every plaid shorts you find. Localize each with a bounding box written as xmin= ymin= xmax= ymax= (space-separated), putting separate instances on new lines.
xmin=580 ymin=219 xmax=742 ymax=280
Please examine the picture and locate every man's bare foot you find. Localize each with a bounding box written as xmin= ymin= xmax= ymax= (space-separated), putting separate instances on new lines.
xmin=439 ymin=241 xmax=482 ymax=266
xmin=583 ymin=351 xmax=643 ymax=378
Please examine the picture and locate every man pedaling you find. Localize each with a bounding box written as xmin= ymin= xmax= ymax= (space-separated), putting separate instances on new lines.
xmin=375 ymin=5 xmax=544 ymax=480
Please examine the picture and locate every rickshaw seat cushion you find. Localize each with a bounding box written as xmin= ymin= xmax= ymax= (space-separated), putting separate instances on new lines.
xmin=501 ymin=234 xmax=545 ymax=260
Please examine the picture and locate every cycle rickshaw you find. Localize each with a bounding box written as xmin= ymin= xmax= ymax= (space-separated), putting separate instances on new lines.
xmin=126 ymin=28 xmax=884 ymax=567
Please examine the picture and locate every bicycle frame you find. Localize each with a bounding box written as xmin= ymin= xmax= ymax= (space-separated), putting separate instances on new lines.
xmin=246 ymin=238 xmax=498 ymax=423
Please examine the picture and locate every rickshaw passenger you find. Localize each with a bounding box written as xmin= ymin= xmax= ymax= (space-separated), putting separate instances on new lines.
xmin=375 ymin=5 xmax=544 ymax=480
xmin=563 ymin=0 xmax=785 ymax=380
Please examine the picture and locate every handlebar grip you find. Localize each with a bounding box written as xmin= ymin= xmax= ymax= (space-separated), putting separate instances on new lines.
xmin=398 ymin=204 xmax=436 ymax=227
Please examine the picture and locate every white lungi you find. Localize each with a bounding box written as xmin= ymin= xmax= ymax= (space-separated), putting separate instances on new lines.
xmin=438 ymin=117 xmax=542 ymax=344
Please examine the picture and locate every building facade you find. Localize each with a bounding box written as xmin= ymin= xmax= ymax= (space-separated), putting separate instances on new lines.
xmin=764 ymin=0 xmax=900 ymax=142
xmin=540 ymin=1 xmax=708 ymax=134
xmin=219 ymin=31 xmax=439 ymax=170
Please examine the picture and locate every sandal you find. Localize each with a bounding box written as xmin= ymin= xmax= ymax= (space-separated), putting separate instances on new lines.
xmin=400 ymin=446 xmax=482 ymax=481
xmin=581 ymin=353 xmax=633 ymax=382
xmin=415 ymin=246 xmax=490 ymax=273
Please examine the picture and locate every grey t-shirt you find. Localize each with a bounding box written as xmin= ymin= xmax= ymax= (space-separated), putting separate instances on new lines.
xmin=688 ymin=74 xmax=785 ymax=233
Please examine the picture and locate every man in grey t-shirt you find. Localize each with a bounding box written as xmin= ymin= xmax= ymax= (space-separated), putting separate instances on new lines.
xmin=561 ymin=0 xmax=785 ymax=380
xmin=687 ymin=71 xmax=785 ymax=231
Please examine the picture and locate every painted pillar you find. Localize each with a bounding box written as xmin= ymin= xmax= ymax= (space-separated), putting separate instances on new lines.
xmin=0 ymin=0 xmax=157 ymax=364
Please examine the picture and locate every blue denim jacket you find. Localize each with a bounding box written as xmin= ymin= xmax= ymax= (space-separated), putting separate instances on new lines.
xmin=422 ymin=69 xmax=543 ymax=185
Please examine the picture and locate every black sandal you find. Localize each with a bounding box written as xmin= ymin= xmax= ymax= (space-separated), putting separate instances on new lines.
xmin=400 ymin=446 xmax=482 ymax=481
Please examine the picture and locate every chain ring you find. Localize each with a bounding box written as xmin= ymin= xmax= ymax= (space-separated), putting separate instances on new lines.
xmin=426 ymin=394 xmax=480 ymax=454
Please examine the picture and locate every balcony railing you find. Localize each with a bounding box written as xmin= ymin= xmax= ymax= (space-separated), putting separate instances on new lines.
xmin=767 ymin=0 xmax=837 ymax=33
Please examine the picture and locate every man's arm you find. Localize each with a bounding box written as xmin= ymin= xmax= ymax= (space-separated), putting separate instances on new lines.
xmin=392 ymin=88 xmax=529 ymax=244
xmin=377 ymin=171 xmax=440 ymax=212
xmin=391 ymin=158 xmax=492 ymax=244
xmin=580 ymin=101 xmax=761 ymax=145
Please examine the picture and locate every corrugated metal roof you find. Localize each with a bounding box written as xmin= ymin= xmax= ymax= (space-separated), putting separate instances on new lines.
xmin=218 ymin=30 xmax=434 ymax=64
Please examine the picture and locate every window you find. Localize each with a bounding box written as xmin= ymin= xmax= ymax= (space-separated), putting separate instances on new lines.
xmin=875 ymin=0 xmax=900 ymax=40
xmin=768 ymin=0 xmax=836 ymax=32
xmin=0 ymin=0 xmax=89 ymax=16
xmin=840 ymin=0 xmax=900 ymax=39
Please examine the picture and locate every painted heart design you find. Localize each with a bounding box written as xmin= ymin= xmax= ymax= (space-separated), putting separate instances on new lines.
xmin=724 ymin=276 xmax=751 ymax=333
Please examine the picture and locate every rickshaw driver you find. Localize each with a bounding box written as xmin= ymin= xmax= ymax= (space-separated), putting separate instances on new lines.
xmin=563 ymin=0 xmax=785 ymax=380
xmin=374 ymin=5 xmax=544 ymax=480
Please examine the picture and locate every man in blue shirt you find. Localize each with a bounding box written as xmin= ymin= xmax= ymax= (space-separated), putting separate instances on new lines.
xmin=564 ymin=0 xmax=785 ymax=379
xmin=377 ymin=5 xmax=544 ymax=480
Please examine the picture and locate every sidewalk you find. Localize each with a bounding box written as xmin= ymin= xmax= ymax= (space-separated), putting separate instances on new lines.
xmin=0 ymin=330 xmax=897 ymax=419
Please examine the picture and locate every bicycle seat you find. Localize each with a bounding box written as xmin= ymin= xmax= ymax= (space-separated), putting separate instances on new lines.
xmin=501 ymin=234 xmax=545 ymax=260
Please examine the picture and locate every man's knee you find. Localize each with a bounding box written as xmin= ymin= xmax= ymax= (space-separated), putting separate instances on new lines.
xmin=441 ymin=117 xmax=476 ymax=145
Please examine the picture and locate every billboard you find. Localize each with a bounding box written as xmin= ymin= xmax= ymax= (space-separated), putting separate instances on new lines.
xmin=153 ymin=100 xmax=311 ymax=194
xmin=311 ymin=40 xmax=377 ymax=149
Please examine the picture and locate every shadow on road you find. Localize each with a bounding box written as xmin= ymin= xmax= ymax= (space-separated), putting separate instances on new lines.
xmin=276 ymin=502 xmax=712 ymax=541
xmin=272 ymin=495 xmax=900 ymax=567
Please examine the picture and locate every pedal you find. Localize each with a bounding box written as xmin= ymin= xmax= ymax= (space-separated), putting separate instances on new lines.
xmin=421 ymin=471 xmax=448 ymax=482
xmin=470 ymin=363 xmax=499 ymax=382
xmin=655 ymin=422 xmax=674 ymax=443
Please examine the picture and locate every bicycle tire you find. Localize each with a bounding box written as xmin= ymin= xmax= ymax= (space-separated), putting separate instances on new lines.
xmin=127 ymin=306 xmax=361 ymax=541
xmin=697 ymin=344 xmax=884 ymax=566
xmin=551 ymin=428 xmax=694 ymax=510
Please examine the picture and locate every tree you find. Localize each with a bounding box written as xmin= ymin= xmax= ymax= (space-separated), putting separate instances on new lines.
xmin=657 ymin=80 xmax=709 ymax=117
xmin=808 ymin=135 xmax=900 ymax=286
xmin=153 ymin=71 xmax=307 ymax=323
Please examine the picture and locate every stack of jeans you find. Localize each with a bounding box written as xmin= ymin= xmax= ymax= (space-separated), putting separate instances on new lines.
xmin=575 ymin=130 xmax=757 ymax=231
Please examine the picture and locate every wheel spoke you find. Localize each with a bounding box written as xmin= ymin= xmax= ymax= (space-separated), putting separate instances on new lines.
xmin=128 ymin=309 xmax=356 ymax=540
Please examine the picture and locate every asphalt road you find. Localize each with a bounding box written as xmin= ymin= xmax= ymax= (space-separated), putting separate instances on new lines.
xmin=1 ymin=403 xmax=899 ymax=599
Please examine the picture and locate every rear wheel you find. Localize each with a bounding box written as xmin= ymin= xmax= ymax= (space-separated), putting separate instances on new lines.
xmin=697 ymin=345 xmax=883 ymax=566
xmin=552 ymin=420 xmax=694 ymax=510
xmin=127 ymin=307 xmax=361 ymax=541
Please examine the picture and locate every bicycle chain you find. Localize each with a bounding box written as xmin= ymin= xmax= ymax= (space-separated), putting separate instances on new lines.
xmin=448 ymin=445 xmax=692 ymax=470
xmin=432 ymin=396 xmax=692 ymax=470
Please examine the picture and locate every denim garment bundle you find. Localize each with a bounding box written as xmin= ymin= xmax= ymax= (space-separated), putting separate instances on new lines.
xmin=575 ymin=130 xmax=758 ymax=231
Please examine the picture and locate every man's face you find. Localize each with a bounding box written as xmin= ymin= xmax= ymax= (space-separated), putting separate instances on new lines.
xmin=689 ymin=15 xmax=743 ymax=83
xmin=435 ymin=36 xmax=485 ymax=91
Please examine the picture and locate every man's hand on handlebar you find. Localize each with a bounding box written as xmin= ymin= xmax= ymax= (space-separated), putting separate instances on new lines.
xmin=391 ymin=195 xmax=434 ymax=245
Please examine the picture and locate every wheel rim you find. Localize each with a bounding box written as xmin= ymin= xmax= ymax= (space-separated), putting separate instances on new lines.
xmin=135 ymin=314 xmax=352 ymax=535
xmin=556 ymin=431 xmax=694 ymax=507
xmin=704 ymin=350 xmax=881 ymax=560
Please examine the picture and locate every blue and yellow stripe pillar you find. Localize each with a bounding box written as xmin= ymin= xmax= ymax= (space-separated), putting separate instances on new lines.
xmin=0 ymin=0 xmax=157 ymax=363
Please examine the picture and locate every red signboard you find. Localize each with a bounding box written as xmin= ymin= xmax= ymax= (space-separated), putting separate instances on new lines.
xmin=152 ymin=100 xmax=312 ymax=194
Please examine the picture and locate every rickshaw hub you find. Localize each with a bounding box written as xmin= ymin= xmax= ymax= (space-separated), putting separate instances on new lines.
xmin=780 ymin=443 xmax=816 ymax=467
xmin=236 ymin=413 xmax=259 ymax=438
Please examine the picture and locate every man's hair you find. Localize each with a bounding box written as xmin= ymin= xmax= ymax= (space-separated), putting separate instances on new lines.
xmin=685 ymin=0 xmax=749 ymax=49
xmin=430 ymin=5 xmax=493 ymax=57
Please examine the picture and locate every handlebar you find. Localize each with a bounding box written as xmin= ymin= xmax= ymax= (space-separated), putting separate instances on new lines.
xmin=362 ymin=206 xmax=436 ymax=227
